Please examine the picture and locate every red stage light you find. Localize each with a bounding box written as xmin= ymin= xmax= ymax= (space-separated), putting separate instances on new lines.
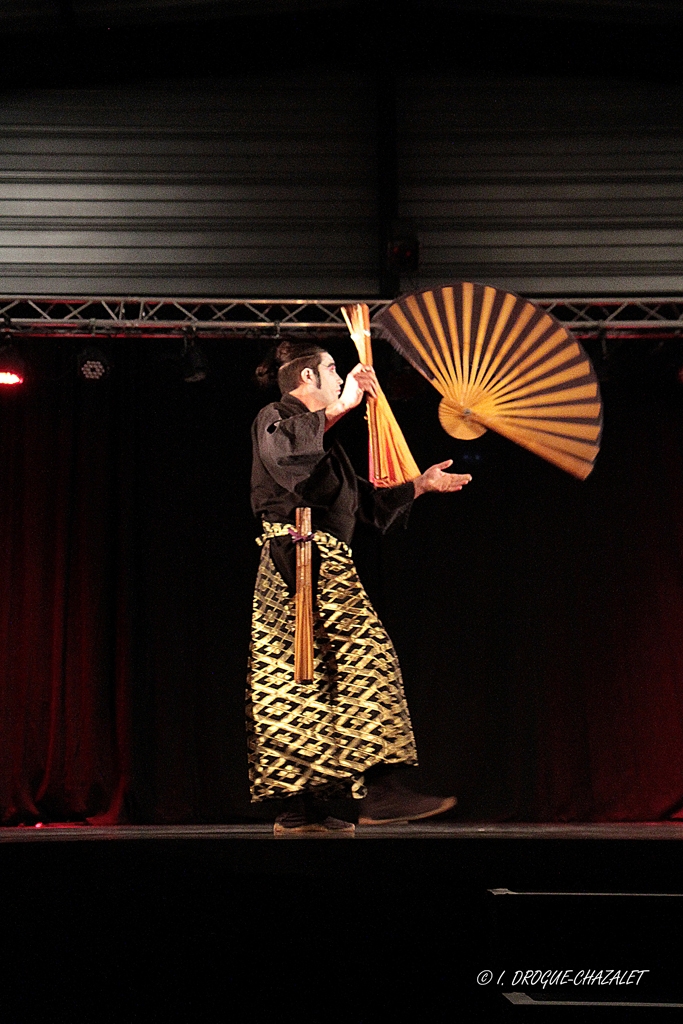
xmin=0 ymin=371 xmax=23 ymax=385
xmin=0 ymin=345 xmax=26 ymax=385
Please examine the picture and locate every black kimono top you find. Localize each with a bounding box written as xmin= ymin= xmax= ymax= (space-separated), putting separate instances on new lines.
xmin=251 ymin=393 xmax=415 ymax=589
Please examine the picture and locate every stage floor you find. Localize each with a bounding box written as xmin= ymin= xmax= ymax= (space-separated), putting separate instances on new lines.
xmin=2 ymin=820 xmax=682 ymax=1019
xmin=2 ymin=821 xmax=682 ymax=842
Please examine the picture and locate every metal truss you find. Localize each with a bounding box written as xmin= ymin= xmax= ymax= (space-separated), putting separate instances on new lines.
xmin=0 ymin=298 xmax=392 ymax=340
xmin=538 ymin=298 xmax=683 ymax=340
xmin=1 ymin=296 xmax=683 ymax=340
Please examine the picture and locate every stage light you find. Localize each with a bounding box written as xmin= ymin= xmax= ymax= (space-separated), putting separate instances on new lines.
xmin=182 ymin=339 xmax=207 ymax=383
xmin=0 ymin=344 xmax=26 ymax=386
xmin=77 ymin=346 xmax=111 ymax=381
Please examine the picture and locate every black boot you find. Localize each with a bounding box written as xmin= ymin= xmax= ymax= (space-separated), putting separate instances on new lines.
xmin=273 ymin=792 xmax=355 ymax=836
xmin=358 ymin=771 xmax=456 ymax=825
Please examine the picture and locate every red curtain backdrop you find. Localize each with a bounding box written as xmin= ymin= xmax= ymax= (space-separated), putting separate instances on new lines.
xmin=1 ymin=338 xmax=683 ymax=824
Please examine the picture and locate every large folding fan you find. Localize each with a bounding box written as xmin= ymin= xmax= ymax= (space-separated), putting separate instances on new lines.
xmin=374 ymin=282 xmax=603 ymax=480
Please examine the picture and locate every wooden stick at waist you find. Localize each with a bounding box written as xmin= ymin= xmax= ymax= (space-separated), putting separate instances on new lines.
xmin=294 ymin=506 xmax=314 ymax=683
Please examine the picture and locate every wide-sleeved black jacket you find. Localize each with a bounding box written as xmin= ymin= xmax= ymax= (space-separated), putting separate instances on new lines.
xmin=251 ymin=392 xmax=415 ymax=590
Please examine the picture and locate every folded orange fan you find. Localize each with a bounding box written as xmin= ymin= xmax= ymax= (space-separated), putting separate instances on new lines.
xmin=342 ymin=303 xmax=420 ymax=488
xmin=374 ymin=283 xmax=603 ymax=480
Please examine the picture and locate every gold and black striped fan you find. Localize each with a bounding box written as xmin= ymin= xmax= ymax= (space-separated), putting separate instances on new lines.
xmin=374 ymin=282 xmax=603 ymax=480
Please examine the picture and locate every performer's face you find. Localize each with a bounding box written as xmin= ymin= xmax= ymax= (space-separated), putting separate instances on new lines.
xmin=314 ymin=353 xmax=343 ymax=406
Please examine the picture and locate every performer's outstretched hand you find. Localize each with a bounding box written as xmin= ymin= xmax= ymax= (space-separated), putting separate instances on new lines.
xmin=414 ymin=460 xmax=472 ymax=496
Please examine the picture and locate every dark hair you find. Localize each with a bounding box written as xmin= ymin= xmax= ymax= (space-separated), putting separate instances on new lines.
xmin=255 ymin=339 xmax=326 ymax=394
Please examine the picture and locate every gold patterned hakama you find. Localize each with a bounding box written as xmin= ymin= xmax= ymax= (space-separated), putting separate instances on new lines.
xmin=246 ymin=523 xmax=417 ymax=802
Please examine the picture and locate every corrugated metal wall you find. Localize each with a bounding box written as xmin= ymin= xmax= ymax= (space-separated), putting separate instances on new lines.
xmin=2 ymin=74 xmax=683 ymax=296
xmin=400 ymin=76 xmax=683 ymax=295
xmin=0 ymin=78 xmax=377 ymax=296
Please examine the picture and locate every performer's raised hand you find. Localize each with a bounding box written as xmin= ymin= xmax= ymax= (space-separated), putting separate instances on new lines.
xmin=414 ymin=460 xmax=472 ymax=496
xmin=340 ymin=363 xmax=378 ymax=409
xmin=325 ymin=364 xmax=379 ymax=427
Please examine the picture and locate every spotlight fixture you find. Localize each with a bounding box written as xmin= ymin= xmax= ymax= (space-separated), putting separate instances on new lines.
xmin=77 ymin=346 xmax=111 ymax=381
xmin=182 ymin=338 xmax=207 ymax=383
xmin=0 ymin=344 xmax=26 ymax=386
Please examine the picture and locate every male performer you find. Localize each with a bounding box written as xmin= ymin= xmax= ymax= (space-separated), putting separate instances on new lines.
xmin=249 ymin=340 xmax=471 ymax=834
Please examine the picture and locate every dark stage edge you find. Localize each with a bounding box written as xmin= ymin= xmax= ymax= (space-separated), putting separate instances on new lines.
xmin=2 ymin=821 xmax=683 ymax=841
xmin=3 ymin=823 xmax=683 ymax=1020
